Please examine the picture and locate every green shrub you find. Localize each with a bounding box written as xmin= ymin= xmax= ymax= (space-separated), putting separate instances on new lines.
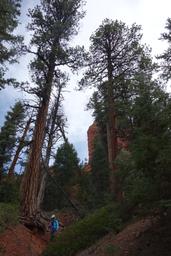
xmin=0 ymin=180 xmax=20 ymax=203
xmin=43 ymin=204 xmax=122 ymax=256
xmin=0 ymin=203 xmax=19 ymax=233
xmin=105 ymin=244 xmax=120 ymax=255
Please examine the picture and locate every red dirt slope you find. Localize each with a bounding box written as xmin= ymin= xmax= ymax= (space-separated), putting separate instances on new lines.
xmin=77 ymin=217 xmax=159 ymax=256
xmin=0 ymin=209 xmax=78 ymax=256
xmin=0 ymin=224 xmax=49 ymax=256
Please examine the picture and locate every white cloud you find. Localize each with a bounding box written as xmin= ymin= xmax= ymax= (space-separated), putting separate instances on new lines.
xmin=0 ymin=87 xmax=22 ymax=125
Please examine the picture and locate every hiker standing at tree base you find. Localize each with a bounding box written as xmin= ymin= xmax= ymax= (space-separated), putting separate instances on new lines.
xmin=49 ymin=214 xmax=59 ymax=241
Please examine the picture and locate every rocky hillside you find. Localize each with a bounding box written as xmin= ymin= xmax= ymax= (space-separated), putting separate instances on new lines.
xmin=77 ymin=213 xmax=171 ymax=256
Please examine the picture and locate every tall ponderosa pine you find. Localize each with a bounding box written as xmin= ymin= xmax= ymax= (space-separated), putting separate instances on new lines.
xmin=80 ymin=19 xmax=147 ymax=196
xmin=0 ymin=101 xmax=25 ymax=180
xmin=0 ymin=0 xmax=23 ymax=89
xmin=20 ymin=0 xmax=85 ymax=229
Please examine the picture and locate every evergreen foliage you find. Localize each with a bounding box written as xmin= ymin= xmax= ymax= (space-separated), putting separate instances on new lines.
xmin=83 ymin=18 xmax=171 ymax=211
xmin=54 ymin=142 xmax=80 ymax=185
xmin=158 ymin=18 xmax=171 ymax=81
xmin=79 ymin=19 xmax=154 ymax=195
xmin=43 ymin=142 xmax=80 ymax=210
xmin=80 ymin=19 xmax=147 ymax=89
xmin=0 ymin=0 xmax=23 ymax=89
xmin=87 ymin=92 xmax=108 ymax=148
xmin=20 ymin=0 xmax=86 ymax=228
xmin=77 ymin=171 xmax=95 ymax=211
xmin=0 ymin=101 xmax=25 ymax=178
xmin=78 ymin=136 xmax=110 ymax=210
xmin=116 ymin=80 xmax=171 ymax=207
xmin=0 ymin=203 xmax=19 ymax=233
xmin=0 ymin=178 xmax=20 ymax=203
xmin=91 ymin=137 xmax=110 ymax=198
xmin=26 ymin=0 xmax=86 ymax=98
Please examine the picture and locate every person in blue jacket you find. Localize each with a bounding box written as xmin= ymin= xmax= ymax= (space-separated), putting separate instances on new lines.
xmin=49 ymin=214 xmax=59 ymax=241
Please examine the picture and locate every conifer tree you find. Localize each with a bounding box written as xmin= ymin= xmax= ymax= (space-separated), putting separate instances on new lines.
xmin=117 ymin=78 xmax=171 ymax=205
xmin=91 ymin=136 xmax=110 ymax=205
xmin=0 ymin=101 xmax=25 ymax=180
xmin=43 ymin=142 xmax=80 ymax=211
xmin=54 ymin=142 xmax=80 ymax=185
xmin=0 ymin=0 xmax=23 ymax=89
xmin=20 ymin=0 xmax=86 ymax=229
xmin=80 ymin=19 xmax=150 ymax=196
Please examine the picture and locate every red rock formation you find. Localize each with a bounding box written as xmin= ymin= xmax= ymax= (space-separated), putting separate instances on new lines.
xmin=87 ymin=122 xmax=99 ymax=163
xmin=86 ymin=122 xmax=128 ymax=168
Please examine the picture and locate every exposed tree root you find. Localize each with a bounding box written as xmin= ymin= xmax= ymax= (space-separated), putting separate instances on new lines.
xmin=20 ymin=211 xmax=49 ymax=233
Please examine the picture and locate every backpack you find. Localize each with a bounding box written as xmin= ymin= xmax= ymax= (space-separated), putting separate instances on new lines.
xmin=52 ymin=219 xmax=59 ymax=232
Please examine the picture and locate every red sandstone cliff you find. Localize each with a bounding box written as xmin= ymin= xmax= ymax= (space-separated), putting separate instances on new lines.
xmin=86 ymin=122 xmax=128 ymax=169
xmin=87 ymin=122 xmax=99 ymax=163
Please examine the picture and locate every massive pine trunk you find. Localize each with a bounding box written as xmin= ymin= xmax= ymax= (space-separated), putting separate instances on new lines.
xmin=20 ymin=56 xmax=55 ymax=229
xmin=20 ymin=101 xmax=50 ymax=229
xmin=19 ymin=0 xmax=85 ymax=229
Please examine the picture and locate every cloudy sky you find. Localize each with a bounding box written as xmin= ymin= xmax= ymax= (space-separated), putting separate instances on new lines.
xmin=0 ymin=0 xmax=171 ymax=161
